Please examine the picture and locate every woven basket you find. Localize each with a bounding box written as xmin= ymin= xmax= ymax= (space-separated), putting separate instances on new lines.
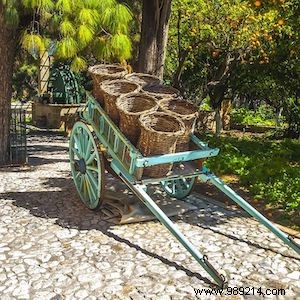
xmin=88 ymin=64 xmax=128 ymax=105
xmin=116 ymin=92 xmax=158 ymax=145
xmin=142 ymin=84 xmax=180 ymax=101
xmin=100 ymin=79 xmax=140 ymax=124
xmin=125 ymin=73 xmax=161 ymax=87
xmin=158 ymin=98 xmax=198 ymax=152
xmin=138 ymin=112 xmax=185 ymax=178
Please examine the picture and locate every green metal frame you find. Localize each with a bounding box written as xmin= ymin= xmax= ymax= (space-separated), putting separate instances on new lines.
xmin=69 ymin=94 xmax=300 ymax=288
xmin=48 ymin=64 xmax=81 ymax=104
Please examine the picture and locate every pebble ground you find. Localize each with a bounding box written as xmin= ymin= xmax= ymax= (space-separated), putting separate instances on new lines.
xmin=0 ymin=133 xmax=299 ymax=299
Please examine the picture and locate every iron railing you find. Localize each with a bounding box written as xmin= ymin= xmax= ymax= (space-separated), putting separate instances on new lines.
xmin=10 ymin=103 xmax=30 ymax=165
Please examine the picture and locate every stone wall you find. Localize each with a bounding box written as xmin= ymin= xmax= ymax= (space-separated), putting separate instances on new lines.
xmin=32 ymin=102 xmax=84 ymax=130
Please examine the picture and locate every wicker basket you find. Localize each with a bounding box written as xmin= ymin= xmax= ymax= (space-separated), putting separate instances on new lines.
xmin=142 ymin=84 xmax=180 ymax=101
xmin=100 ymin=79 xmax=140 ymax=124
xmin=138 ymin=112 xmax=185 ymax=178
xmin=158 ymin=98 xmax=198 ymax=152
xmin=116 ymin=92 xmax=158 ymax=145
xmin=88 ymin=64 xmax=128 ymax=105
xmin=125 ymin=73 xmax=161 ymax=87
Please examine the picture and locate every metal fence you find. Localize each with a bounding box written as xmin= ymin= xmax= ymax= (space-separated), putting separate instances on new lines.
xmin=10 ymin=103 xmax=30 ymax=165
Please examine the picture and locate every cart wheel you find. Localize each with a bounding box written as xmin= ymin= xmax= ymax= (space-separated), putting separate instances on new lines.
xmin=69 ymin=121 xmax=105 ymax=210
xmin=161 ymin=177 xmax=195 ymax=199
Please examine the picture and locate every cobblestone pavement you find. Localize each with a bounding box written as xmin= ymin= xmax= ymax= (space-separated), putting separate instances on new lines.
xmin=0 ymin=133 xmax=299 ymax=300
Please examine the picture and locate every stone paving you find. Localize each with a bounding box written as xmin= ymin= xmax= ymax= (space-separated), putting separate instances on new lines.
xmin=0 ymin=133 xmax=299 ymax=300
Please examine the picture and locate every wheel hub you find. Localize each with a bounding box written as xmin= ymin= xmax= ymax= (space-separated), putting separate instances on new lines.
xmin=77 ymin=158 xmax=86 ymax=174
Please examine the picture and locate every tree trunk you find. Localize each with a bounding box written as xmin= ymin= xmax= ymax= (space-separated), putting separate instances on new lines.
xmin=275 ymin=107 xmax=283 ymax=128
xmin=214 ymin=106 xmax=222 ymax=137
xmin=138 ymin=0 xmax=172 ymax=79
xmin=0 ymin=5 xmax=18 ymax=165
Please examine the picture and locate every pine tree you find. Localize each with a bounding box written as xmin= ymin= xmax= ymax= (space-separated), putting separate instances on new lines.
xmin=0 ymin=0 xmax=132 ymax=165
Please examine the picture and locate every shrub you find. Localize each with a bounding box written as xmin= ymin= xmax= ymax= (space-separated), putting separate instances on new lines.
xmin=205 ymin=136 xmax=300 ymax=211
xmin=231 ymin=105 xmax=277 ymax=127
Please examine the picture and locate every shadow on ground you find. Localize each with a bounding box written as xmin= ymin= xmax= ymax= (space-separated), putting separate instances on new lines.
xmin=1 ymin=134 xmax=299 ymax=288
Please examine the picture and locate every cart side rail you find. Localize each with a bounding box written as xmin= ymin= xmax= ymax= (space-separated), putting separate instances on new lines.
xmin=82 ymin=95 xmax=142 ymax=175
xmin=81 ymin=94 xmax=220 ymax=177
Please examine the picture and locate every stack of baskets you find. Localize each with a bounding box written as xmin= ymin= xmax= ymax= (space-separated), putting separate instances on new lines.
xmin=88 ymin=63 xmax=199 ymax=178
xmin=88 ymin=64 xmax=128 ymax=105
xmin=125 ymin=73 xmax=161 ymax=87
xmin=137 ymin=112 xmax=185 ymax=177
xmin=100 ymin=79 xmax=140 ymax=124
xmin=158 ymin=98 xmax=198 ymax=152
xmin=142 ymin=84 xmax=181 ymax=101
xmin=116 ymin=92 xmax=158 ymax=145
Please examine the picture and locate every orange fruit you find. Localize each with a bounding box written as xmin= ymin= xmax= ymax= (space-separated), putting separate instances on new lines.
xmin=278 ymin=19 xmax=284 ymax=26
xmin=255 ymin=0 xmax=262 ymax=7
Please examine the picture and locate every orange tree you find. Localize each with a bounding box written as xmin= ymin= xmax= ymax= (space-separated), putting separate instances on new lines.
xmin=231 ymin=1 xmax=300 ymax=136
xmin=165 ymin=0 xmax=298 ymax=134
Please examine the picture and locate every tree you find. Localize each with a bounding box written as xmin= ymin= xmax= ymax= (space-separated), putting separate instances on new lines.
xmin=166 ymin=0 xmax=298 ymax=135
xmin=0 ymin=0 xmax=132 ymax=165
xmin=138 ymin=0 xmax=172 ymax=78
xmin=232 ymin=37 xmax=300 ymax=137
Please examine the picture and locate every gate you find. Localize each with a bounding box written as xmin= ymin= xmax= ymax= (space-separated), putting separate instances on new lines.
xmin=10 ymin=103 xmax=30 ymax=165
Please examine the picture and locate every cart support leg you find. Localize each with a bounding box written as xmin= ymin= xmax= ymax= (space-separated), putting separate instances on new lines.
xmin=128 ymin=183 xmax=227 ymax=287
xmin=199 ymin=169 xmax=300 ymax=255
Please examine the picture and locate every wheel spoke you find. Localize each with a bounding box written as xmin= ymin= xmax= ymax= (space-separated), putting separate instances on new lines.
xmin=83 ymin=177 xmax=89 ymax=200
xmin=85 ymin=174 xmax=97 ymax=202
xmin=85 ymin=176 xmax=95 ymax=204
xmin=82 ymin=131 xmax=88 ymax=153
xmin=86 ymin=151 xmax=97 ymax=166
xmin=74 ymin=171 xmax=81 ymax=181
xmin=74 ymin=134 xmax=83 ymax=157
xmin=85 ymin=138 xmax=93 ymax=160
xmin=80 ymin=175 xmax=84 ymax=193
xmin=72 ymin=146 xmax=81 ymax=159
xmin=172 ymin=182 xmax=176 ymax=194
xmin=176 ymin=180 xmax=183 ymax=194
xmin=86 ymin=169 xmax=98 ymax=191
xmin=86 ymin=165 xmax=98 ymax=172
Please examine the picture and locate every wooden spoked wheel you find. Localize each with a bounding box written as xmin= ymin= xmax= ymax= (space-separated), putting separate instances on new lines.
xmin=161 ymin=177 xmax=195 ymax=199
xmin=69 ymin=121 xmax=105 ymax=210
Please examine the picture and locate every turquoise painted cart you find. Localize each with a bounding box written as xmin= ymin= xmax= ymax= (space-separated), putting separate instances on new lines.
xmin=69 ymin=94 xmax=300 ymax=287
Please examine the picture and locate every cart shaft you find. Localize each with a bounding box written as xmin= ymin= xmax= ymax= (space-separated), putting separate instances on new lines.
xmin=199 ymin=168 xmax=300 ymax=255
xmin=113 ymin=167 xmax=227 ymax=287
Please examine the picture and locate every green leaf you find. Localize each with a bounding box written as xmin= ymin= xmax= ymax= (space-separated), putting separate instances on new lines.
xmin=56 ymin=37 xmax=78 ymax=58
xmin=77 ymin=24 xmax=94 ymax=48
xmin=71 ymin=56 xmax=87 ymax=71
xmin=60 ymin=19 xmax=76 ymax=36
xmin=79 ymin=8 xmax=99 ymax=27
xmin=93 ymin=36 xmax=111 ymax=60
xmin=56 ymin=0 xmax=72 ymax=13
xmin=21 ymin=33 xmax=46 ymax=53
xmin=22 ymin=0 xmax=54 ymax=10
xmin=110 ymin=33 xmax=132 ymax=60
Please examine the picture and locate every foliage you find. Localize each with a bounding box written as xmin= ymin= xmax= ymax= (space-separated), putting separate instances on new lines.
xmin=12 ymin=54 xmax=38 ymax=101
xmin=164 ymin=0 xmax=300 ymax=140
xmin=2 ymin=0 xmax=133 ymax=71
xmin=284 ymin=97 xmax=300 ymax=137
xmin=231 ymin=105 xmax=277 ymax=126
xmin=231 ymin=47 xmax=300 ymax=135
xmin=166 ymin=0 xmax=295 ymax=98
xmin=204 ymin=135 xmax=300 ymax=211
